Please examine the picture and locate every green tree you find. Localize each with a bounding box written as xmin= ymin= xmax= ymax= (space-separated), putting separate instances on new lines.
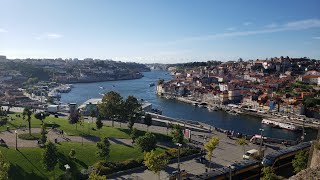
xmin=144 ymin=151 xmax=168 ymax=180
xmin=144 ymin=113 xmax=152 ymax=131
xmin=96 ymin=137 xmax=111 ymax=160
xmin=130 ymin=128 xmax=139 ymax=143
xmin=125 ymin=96 xmax=142 ymax=130
xmin=98 ymin=91 xmax=123 ymax=127
xmin=236 ymin=138 xmax=248 ymax=157
xmin=69 ymin=149 xmax=76 ymax=159
xmin=0 ymin=150 xmax=10 ymax=180
xmin=89 ymin=170 xmax=107 ymax=180
xmin=68 ymin=110 xmax=81 ymax=130
xmin=204 ymin=136 xmax=219 ymax=170
xmin=292 ymin=150 xmax=309 ymax=173
xmin=42 ymin=141 xmax=58 ymax=176
xmin=96 ymin=115 xmax=103 ymax=136
xmin=261 ymin=167 xmax=279 ymax=180
xmin=136 ymin=132 xmax=157 ymax=152
xmin=34 ymin=112 xmax=47 ymax=125
xmin=40 ymin=123 xmax=47 ymax=144
xmin=23 ymin=107 xmax=33 ymax=135
xmin=171 ymin=124 xmax=184 ymax=144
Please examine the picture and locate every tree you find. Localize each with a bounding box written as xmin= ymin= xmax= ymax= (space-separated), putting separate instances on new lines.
xmin=96 ymin=115 xmax=103 ymax=135
xmin=68 ymin=110 xmax=81 ymax=130
xmin=96 ymin=137 xmax=110 ymax=160
xmin=130 ymin=128 xmax=139 ymax=143
xmin=144 ymin=151 xmax=168 ymax=180
xmin=40 ymin=123 xmax=47 ymax=144
xmin=236 ymin=138 xmax=248 ymax=157
xmin=0 ymin=150 xmax=10 ymax=180
xmin=171 ymin=124 xmax=184 ymax=144
xmin=144 ymin=113 xmax=152 ymax=131
xmin=204 ymin=136 xmax=219 ymax=170
xmin=125 ymin=95 xmax=142 ymax=130
xmin=89 ymin=171 xmax=106 ymax=180
xmin=23 ymin=107 xmax=33 ymax=135
xmin=261 ymin=167 xmax=279 ymax=180
xmin=98 ymin=91 xmax=123 ymax=127
xmin=292 ymin=150 xmax=309 ymax=173
xmin=136 ymin=132 xmax=157 ymax=152
xmin=34 ymin=112 xmax=47 ymax=125
xmin=42 ymin=141 xmax=58 ymax=175
xmin=69 ymin=149 xmax=76 ymax=159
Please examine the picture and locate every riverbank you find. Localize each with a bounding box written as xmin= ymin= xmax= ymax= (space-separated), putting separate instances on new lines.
xmin=168 ymin=96 xmax=320 ymax=130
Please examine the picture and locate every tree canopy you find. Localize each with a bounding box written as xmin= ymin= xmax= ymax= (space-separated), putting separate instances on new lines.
xmin=292 ymin=150 xmax=309 ymax=173
xmin=171 ymin=124 xmax=184 ymax=144
xmin=96 ymin=137 xmax=111 ymax=160
xmin=136 ymin=132 xmax=157 ymax=152
xmin=98 ymin=91 xmax=123 ymax=127
xmin=144 ymin=151 xmax=168 ymax=178
xmin=42 ymin=141 xmax=58 ymax=171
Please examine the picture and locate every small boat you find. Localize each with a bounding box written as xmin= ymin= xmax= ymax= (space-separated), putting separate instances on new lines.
xmin=149 ymin=83 xmax=155 ymax=87
xmin=99 ymin=86 xmax=104 ymax=89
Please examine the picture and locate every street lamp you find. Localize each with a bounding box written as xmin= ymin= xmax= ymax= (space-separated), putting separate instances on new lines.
xmin=88 ymin=121 xmax=90 ymax=135
xmin=259 ymin=128 xmax=264 ymax=157
xmin=228 ymin=165 xmax=235 ymax=180
xmin=176 ymin=143 xmax=182 ymax=180
xmin=15 ymin=130 xmax=18 ymax=150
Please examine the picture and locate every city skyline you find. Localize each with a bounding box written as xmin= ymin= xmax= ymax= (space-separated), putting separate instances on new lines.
xmin=1 ymin=0 xmax=320 ymax=63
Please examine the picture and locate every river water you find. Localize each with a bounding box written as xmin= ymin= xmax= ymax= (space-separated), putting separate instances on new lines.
xmin=60 ymin=71 xmax=316 ymax=141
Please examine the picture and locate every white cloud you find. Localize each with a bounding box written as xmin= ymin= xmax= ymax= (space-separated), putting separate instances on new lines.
xmin=151 ymin=18 xmax=320 ymax=46
xmin=265 ymin=23 xmax=278 ymax=28
xmin=312 ymin=36 xmax=320 ymax=40
xmin=35 ymin=33 xmax=63 ymax=40
xmin=243 ymin=22 xmax=252 ymax=26
xmin=0 ymin=28 xmax=8 ymax=33
xmin=226 ymin=27 xmax=236 ymax=31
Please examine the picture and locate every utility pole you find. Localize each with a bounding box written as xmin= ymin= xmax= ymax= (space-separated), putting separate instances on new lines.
xmin=176 ymin=143 xmax=182 ymax=180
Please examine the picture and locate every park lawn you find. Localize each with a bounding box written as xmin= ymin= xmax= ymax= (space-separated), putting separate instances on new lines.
xmin=2 ymin=113 xmax=130 ymax=139
xmin=0 ymin=142 xmax=166 ymax=180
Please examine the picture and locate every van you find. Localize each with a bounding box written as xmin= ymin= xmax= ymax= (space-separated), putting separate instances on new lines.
xmin=243 ymin=149 xmax=259 ymax=160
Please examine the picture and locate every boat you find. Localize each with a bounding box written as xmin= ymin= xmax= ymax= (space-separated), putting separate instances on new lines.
xmin=261 ymin=119 xmax=300 ymax=131
xmin=99 ymin=86 xmax=104 ymax=89
xmin=207 ymin=106 xmax=218 ymax=112
xmin=149 ymin=83 xmax=155 ymax=87
xmin=227 ymin=110 xmax=239 ymax=115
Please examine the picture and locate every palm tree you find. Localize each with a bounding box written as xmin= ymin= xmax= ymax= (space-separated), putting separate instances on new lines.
xmin=236 ymin=138 xmax=248 ymax=157
xmin=204 ymin=136 xmax=219 ymax=170
xmin=23 ymin=107 xmax=33 ymax=135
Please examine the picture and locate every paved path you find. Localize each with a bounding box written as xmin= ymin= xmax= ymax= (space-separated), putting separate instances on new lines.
xmin=0 ymin=128 xmax=132 ymax=148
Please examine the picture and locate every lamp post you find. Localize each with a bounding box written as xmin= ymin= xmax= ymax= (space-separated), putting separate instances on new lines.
xmin=176 ymin=143 xmax=182 ymax=180
xmin=259 ymin=128 xmax=264 ymax=157
xmin=228 ymin=165 xmax=235 ymax=180
xmin=88 ymin=121 xmax=90 ymax=135
xmin=15 ymin=130 xmax=18 ymax=150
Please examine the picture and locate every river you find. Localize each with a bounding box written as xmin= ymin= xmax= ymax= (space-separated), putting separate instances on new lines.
xmin=60 ymin=70 xmax=317 ymax=141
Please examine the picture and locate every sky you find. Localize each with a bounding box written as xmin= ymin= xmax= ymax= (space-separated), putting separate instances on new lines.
xmin=0 ymin=0 xmax=320 ymax=63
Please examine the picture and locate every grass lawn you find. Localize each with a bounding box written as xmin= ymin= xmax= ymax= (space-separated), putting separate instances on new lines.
xmin=2 ymin=113 xmax=130 ymax=139
xmin=0 ymin=142 xmax=166 ymax=180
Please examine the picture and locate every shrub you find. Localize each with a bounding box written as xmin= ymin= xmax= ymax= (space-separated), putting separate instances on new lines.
xmin=18 ymin=133 xmax=41 ymax=140
xmin=94 ymin=159 xmax=143 ymax=175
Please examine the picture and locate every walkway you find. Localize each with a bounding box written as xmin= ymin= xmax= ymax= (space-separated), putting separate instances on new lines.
xmin=0 ymin=128 xmax=132 ymax=148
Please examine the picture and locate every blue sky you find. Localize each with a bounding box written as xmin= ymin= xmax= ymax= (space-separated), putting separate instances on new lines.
xmin=0 ymin=0 xmax=320 ymax=63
